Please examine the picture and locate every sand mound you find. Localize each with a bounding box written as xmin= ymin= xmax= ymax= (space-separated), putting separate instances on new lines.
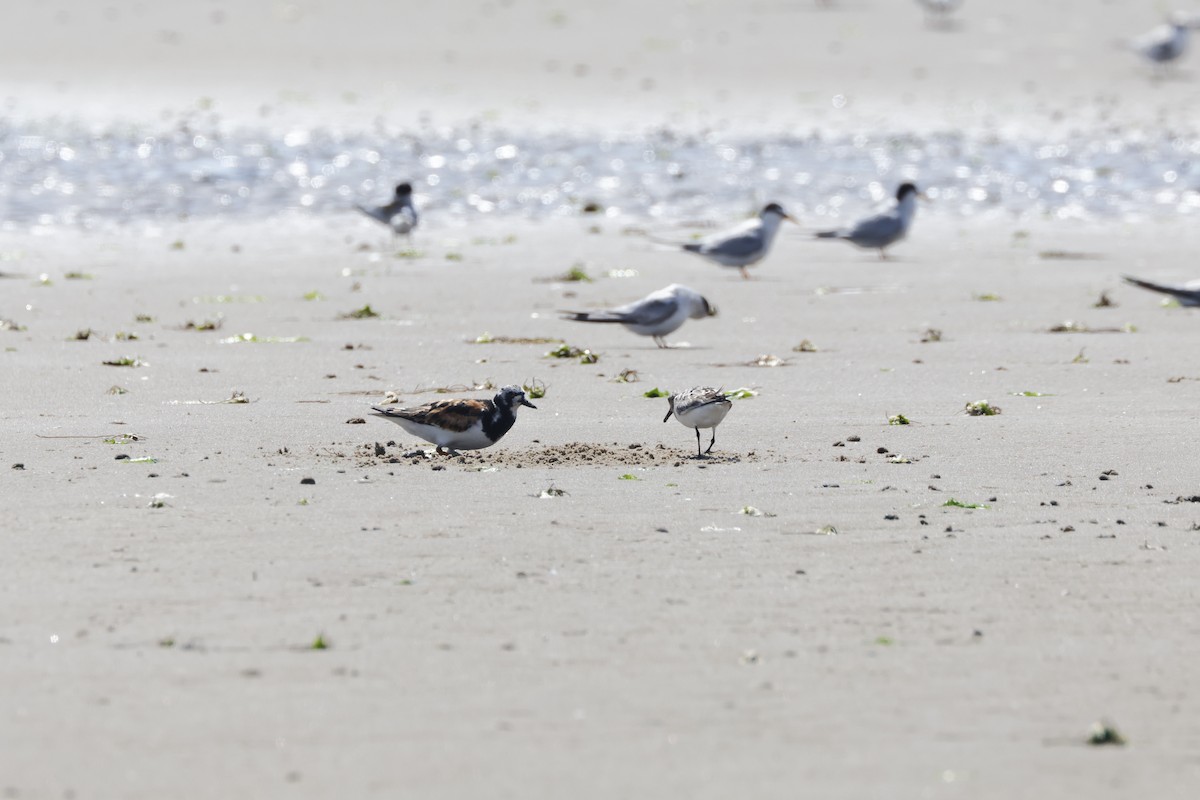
xmin=337 ymin=441 xmax=759 ymax=469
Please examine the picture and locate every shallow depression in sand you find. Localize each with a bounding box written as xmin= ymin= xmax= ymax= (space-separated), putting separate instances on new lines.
xmin=336 ymin=441 xmax=763 ymax=469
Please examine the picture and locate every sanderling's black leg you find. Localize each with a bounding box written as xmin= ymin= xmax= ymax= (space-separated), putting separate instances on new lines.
xmin=695 ymin=428 xmax=703 ymax=457
xmin=704 ymin=429 xmax=717 ymax=454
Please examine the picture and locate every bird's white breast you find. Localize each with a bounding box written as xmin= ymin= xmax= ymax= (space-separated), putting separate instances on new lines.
xmin=394 ymin=418 xmax=494 ymax=450
xmin=674 ymin=401 xmax=731 ymax=430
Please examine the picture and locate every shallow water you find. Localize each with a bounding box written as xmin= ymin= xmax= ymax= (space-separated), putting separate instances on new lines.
xmin=2 ymin=113 xmax=1198 ymax=231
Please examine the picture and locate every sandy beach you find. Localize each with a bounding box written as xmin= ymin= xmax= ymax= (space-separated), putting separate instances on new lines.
xmin=3 ymin=2 xmax=1200 ymax=798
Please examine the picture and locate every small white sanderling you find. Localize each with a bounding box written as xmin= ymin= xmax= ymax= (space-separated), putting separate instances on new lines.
xmin=663 ymin=387 xmax=733 ymax=457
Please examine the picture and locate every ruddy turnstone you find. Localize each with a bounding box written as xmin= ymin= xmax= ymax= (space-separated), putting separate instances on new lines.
xmin=560 ymin=284 xmax=717 ymax=348
xmin=370 ymin=385 xmax=535 ymax=455
xmin=814 ymin=183 xmax=924 ymax=259
xmin=678 ymin=203 xmax=796 ymax=279
xmin=1123 ymin=274 xmax=1200 ymax=307
xmin=356 ymin=182 xmax=419 ymax=239
xmin=663 ymin=387 xmax=733 ymax=457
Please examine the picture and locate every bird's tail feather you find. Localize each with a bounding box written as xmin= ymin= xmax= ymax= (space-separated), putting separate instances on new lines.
xmin=1122 ymin=275 xmax=1175 ymax=294
xmin=559 ymin=311 xmax=625 ymax=323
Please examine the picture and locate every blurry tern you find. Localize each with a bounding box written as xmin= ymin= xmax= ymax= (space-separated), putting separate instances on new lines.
xmin=663 ymin=387 xmax=733 ymax=457
xmin=916 ymin=0 xmax=963 ymax=26
xmin=1130 ymin=14 xmax=1192 ymax=73
xmin=814 ymin=183 xmax=924 ymax=259
xmin=560 ymin=283 xmax=717 ymax=348
xmin=1122 ymin=274 xmax=1200 ymax=306
xmin=357 ymin=182 xmax=419 ymax=239
xmin=674 ymin=203 xmax=796 ymax=279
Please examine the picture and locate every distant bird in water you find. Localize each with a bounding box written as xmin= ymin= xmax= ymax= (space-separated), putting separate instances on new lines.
xmin=1122 ymin=274 xmax=1200 ymax=306
xmin=357 ymin=182 xmax=419 ymax=240
xmin=916 ymin=0 xmax=964 ymax=27
xmin=1130 ymin=13 xmax=1194 ymax=74
xmin=663 ymin=387 xmax=733 ymax=457
xmin=560 ymin=284 xmax=717 ymax=348
xmin=814 ymin=183 xmax=924 ymax=260
xmin=671 ymin=203 xmax=796 ymax=279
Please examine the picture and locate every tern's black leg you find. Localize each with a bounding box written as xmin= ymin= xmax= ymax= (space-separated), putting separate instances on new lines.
xmin=704 ymin=429 xmax=716 ymax=454
xmin=695 ymin=428 xmax=702 ymax=457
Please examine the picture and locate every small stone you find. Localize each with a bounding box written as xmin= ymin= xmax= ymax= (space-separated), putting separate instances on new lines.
xmin=115 ymin=454 xmax=130 ymax=460
xmin=11 ymin=463 xmax=24 ymax=470
xmin=300 ymin=477 xmax=316 ymax=485
xmin=374 ymin=442 xmax=385 ymax=456
xmin=346 ymin=417 xmax=366 ymax=424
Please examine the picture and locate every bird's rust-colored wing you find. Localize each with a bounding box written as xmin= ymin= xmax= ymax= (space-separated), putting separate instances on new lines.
xmin=383 ymin=399 xmax=489 ymax=432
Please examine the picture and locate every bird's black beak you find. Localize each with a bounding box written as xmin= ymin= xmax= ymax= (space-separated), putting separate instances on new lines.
xmin=521 ymin=398 xmax=537 ymax=409
xmin=662 ymin=397 xmax=675 ymax=423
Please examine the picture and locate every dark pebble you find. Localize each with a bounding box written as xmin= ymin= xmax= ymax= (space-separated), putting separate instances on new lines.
xmin=300 ymin=477 xmax=316 ymax=485
xmin=11 ymin=463 xmax=24 ymax=470
xmin=115 ymin=454 xmax=130 ymax=460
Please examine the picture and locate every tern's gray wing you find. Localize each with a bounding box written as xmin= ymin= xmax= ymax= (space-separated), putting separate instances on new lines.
xmin=609 ymin=296 xmax=679 ymax=325
xmin=1123 ymin=275 xmax=1200 ymax=306
xmin=356 ymin=204 xmax=388 ymax=224
xmin=694 ymin=231 xmax=763 ymax=259
xmin=561 ymin=296 xmax=678 ymax=325
xmin=845 ymin=211 xmax=902 ymax=246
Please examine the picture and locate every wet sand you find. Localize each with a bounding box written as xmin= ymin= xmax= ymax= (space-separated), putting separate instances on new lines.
xmin=3 ymin=213 xmax=1200 ymax=798
xmin=4 ymin=0 xmax=1200 ymax=797
xmin=3 ymin=1 xmax=1199 ymax=132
